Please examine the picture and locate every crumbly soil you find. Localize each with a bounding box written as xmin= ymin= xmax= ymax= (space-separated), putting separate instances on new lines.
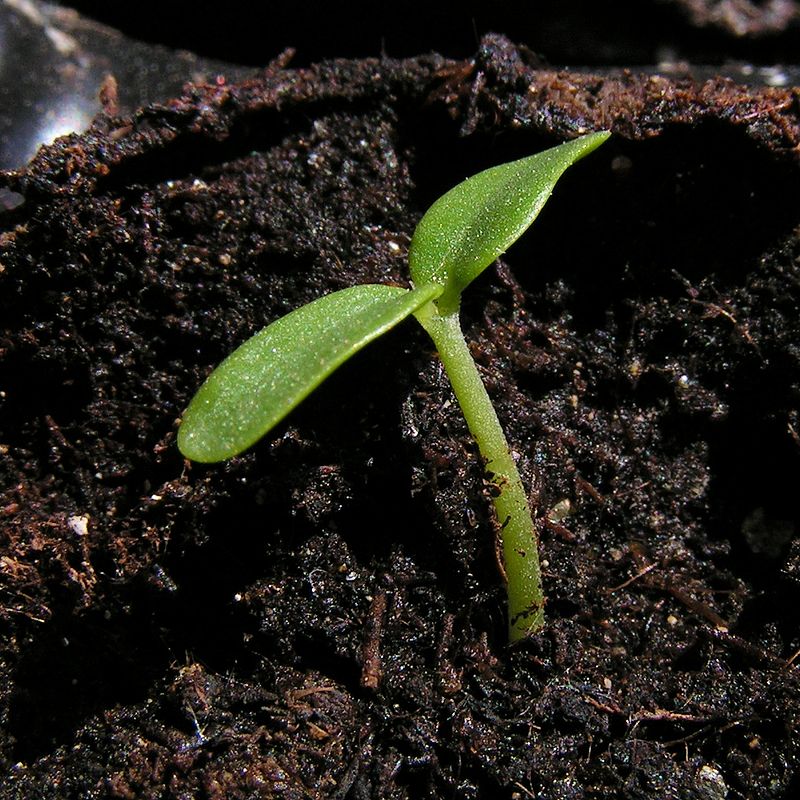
xmin=1 ymin=35 xmax=799 ymax=799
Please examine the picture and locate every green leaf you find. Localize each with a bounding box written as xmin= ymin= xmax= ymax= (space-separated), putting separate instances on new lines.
xmin=409 ymin=131 xmax=610 ymax=312
xmin=178 ymin=283 xmax=442 ymax=462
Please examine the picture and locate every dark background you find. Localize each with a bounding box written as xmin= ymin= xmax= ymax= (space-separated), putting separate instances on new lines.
xmin=52 ymin=0 xmax=800 ymax=66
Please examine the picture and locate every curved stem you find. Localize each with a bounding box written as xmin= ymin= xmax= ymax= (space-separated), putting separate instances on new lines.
xmin=415 ymin=303 xmax=544 ymax=640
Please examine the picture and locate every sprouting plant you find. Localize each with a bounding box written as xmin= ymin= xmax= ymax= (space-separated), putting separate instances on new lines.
xmin=178 ymin=131 xmax=610 ymax=641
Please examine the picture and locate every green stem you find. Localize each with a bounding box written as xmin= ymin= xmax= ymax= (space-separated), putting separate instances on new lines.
xmin=415 ymin=302 xmax=544 ymax=640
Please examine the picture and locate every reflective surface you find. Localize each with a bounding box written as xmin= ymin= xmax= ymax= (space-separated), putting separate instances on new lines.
xmin=0 ymin=0 xmax=253 ymax=170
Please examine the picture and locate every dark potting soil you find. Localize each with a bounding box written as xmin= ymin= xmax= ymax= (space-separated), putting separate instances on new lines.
xmin=1 ymin=35 xmax=799 ymax=799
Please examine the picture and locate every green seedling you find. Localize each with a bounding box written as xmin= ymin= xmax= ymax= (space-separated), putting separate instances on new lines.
xmin=178 ymin=131 xmax=609 ymax=641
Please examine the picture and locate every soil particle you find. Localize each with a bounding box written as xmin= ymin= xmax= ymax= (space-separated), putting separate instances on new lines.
xmin=1 ymin=34 xmax=799 ymax=799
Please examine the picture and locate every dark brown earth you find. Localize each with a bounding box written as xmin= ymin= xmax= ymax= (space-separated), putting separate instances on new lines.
xmin=1 ymin=35 xmax=799 ymax=799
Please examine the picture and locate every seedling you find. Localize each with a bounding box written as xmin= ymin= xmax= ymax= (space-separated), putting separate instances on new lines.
xmin=178 ymin=132 xmax=609 ymax=641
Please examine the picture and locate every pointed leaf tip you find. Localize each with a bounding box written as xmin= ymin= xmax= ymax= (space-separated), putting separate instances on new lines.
xmin=409 ymin=131 xmax=610 ymax=311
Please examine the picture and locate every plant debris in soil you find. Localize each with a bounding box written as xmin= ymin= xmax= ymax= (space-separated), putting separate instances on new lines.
xmin=1 ymin=34 xmax=799 ymax=800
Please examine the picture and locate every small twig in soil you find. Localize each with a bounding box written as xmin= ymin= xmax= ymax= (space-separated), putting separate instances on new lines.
xmin=630 ymin=708 xmax=718 ymax=724
xmin=305 ymin=721 xmax=330 ymax=741
xmin=287 ymin=686 xmax=336 ymax=702
xmin=360 ymin=591 xmax=387 ymax=689
xmin=665 ymin=584 xmax=729 ymax=630
xmin=583 ymin=694 xmax=624 ymax=716
xmin=575 ymin=475 xmax=605 ymax=505
xmin=435 ymin=613 xmax=462 ymax=694
xmin=44 ymin=414 xmax=74 ymax=452
xmin=700 ymin=626 xmax=789 ymax=670
xmin=608 ymin=563 xmax=658 ymax=593
xmin=541 ymin=517 xmax=577 ymax=542
xmin=617 ymin=545 xmax=730 ymax=629
xmin=0 ymin=605 xmax=48 ymax=624
xmin=690 ymin=298 xmax=758 ymax=350
xmin=660 ymin=724 xmax=715 ymax=749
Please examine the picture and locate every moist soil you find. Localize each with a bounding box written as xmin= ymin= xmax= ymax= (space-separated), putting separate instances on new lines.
xmin=1 ymin=35 xmax=799 ymax=799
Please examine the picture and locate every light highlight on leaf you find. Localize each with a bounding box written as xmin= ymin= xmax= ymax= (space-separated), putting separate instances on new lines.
xmin=178 ymin=283 xmax=441 ymax=462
